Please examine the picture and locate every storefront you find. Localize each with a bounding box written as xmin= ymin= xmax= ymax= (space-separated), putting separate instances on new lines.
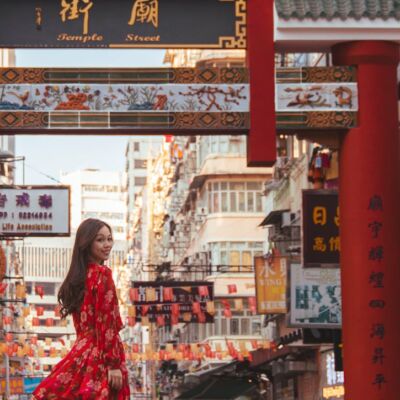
xmin=320 ymin=350 xmax=344 ymax=400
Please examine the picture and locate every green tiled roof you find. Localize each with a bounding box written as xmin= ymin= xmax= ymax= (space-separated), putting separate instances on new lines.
xmin=275 ymin=0 xmax=400 ymax=20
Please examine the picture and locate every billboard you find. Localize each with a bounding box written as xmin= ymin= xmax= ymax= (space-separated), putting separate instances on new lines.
xmin=254 ymin=256 xmax=287 ymax=314
xmin=0 ymin=186 xmax=70 ymax=237
xmin=302 ymin=190 xmax=339 ymax=267
xmin=290 ymin=264 xmax=341 ymax=328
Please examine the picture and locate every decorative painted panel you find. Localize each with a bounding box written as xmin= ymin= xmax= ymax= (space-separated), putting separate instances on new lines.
xmin=0 ymin=84 xmax=249 ymax=113
xmin=0 ymin=67 xmax=358 ymax=133
xmin=276 ymin=83 xmax=358 ymax=112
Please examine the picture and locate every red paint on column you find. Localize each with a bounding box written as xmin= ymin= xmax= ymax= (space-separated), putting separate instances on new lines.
xmin=332 ymin=41 xmax=400 ymax=399
xmin=246 ymin=0 xmax=276 ymax=166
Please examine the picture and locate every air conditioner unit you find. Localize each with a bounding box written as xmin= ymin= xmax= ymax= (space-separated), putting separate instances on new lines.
xmin=281 ymin=211 xmax=291 ymax=227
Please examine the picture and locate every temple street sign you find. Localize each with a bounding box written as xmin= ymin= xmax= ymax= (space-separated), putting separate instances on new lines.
xmin=0 ymin=0 xmax=246 ymax=49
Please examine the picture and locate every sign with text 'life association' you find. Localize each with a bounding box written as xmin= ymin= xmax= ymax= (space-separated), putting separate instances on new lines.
xmin=0 ymin=186 xmax=70 ymax=237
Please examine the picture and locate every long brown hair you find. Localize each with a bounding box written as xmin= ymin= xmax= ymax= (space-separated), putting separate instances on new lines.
xmin=58 ymin=218 xmax=112 ymax=319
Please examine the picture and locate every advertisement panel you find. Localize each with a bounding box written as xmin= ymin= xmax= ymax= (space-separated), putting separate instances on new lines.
xmin=290 ymin=264 xmax=341 ymax=328
xmin=302 ymin=190 xmax=339 ymax=267
xmin=254 ymin=255 xmax=287 ymax=314
xmin=0 ymin=186 xmax=70 ymax=237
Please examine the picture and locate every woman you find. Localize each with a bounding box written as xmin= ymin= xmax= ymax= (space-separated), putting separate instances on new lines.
xmin=32 ymin=218 xmax=130 ymax=399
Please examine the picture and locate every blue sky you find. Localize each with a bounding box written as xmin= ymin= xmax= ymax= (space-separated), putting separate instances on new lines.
xmin=14 ymin=49 xmax=166 ymax=185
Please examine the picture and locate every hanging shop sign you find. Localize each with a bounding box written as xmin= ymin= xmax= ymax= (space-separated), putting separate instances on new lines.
xmin=254 ymin=255 xmax=287 ymax=314
xmin=320 ymin=351 xmax=345 ymax=400
xmin=302 ymin=190 xmax=339 ymax=267
xmin=0 ymin=186 xmax=70 ymax=237
xmin=0 ymin=0 xmax=245 ymax=49
xmin=290 ymin=264 xmax=342 ymax=328
xmin=132 ymin=281 xmax=214 ymax=324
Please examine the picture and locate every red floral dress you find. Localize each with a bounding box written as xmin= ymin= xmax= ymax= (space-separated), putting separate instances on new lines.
xmin=32 ymin=263 xmax=130 ymax=400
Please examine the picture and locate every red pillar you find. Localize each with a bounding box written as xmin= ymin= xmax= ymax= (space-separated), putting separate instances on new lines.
xmin=332 ymin=41 xmax=400 ymax=399
xmin=246 ymin=0 xmax=276 ymax=167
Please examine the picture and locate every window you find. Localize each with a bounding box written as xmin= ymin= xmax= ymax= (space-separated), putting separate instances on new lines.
xmin=134 ymin=142 xmax=140 ymax=152
xmin=134 ymin=177 xmax=146 ymax=186
xmin=209 ymin=241 xmax=263 ymax=271
xmin=214 ymin=301 xmax=261 ymax=336
xmin=206 ymin=181 xmax=263 ymax=213
xmin=134 ymin=159 xmax=146 ymax=169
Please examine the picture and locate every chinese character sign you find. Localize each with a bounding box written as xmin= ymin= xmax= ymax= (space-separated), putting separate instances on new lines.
xmin=290 ymin=264 xmax=342 ymax=328
xmin=254 ymin=256 xmax=287 ymax=314
xmin=303 ymin=190 xmax=340 ymax=266
xmin=0 ymin=0 xmax=244 ymax=49
xmin=0 ymin=186 xmax=70 ymax=237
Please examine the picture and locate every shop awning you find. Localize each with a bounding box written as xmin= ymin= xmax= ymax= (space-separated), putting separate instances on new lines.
xmin=258 ymin=209 xmax=289 ymax=227
xmin=175 ymin=376 xmax=256 ymax=399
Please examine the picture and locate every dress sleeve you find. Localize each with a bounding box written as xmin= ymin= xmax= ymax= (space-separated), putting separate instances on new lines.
xmin=94 ymin=266 xmax=123 ymax=369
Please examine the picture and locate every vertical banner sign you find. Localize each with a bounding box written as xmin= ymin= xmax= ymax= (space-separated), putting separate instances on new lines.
xmin=302 ymin=190 xmax=340 ymax=267
xmin=254 ymin=256 xmax=287 ymax=314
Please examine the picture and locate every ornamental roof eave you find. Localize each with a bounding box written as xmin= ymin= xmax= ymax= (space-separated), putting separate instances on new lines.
xmin=275 ymin=0 xmax=400 ymax=22
xmin=274 ymin=1 xmax=400 ymax=51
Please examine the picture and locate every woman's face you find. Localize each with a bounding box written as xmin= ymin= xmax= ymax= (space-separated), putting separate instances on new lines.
xmin=88 ymin=225 xmax=113 ymax=264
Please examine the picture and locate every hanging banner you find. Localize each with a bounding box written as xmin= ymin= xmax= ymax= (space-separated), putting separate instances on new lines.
xmin=0 ymin=0 xmax=245 ymax=49
xmin=0 ymin=377 xmax=24 ymax=395
xmin=132 ymin=281 xmax=214 ymax=324
xmin=302 ymin=190 xmax=340 ymax=267
xmin=290 ymin=264 xmax=342 ymax=328
xmin=254 ymin=256 xmax=287 ymax=314
xmin=0 ymin=186 xmax=70 ymax=237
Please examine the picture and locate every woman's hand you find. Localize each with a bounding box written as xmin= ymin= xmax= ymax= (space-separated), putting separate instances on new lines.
xmin=108 ymin=369 xmax=123 ymax=391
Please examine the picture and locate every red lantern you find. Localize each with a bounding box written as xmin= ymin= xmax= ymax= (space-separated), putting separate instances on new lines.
xmin=171 ymin=314 xmax=179 ymax=326
xmin=128 ymin=317 xmax=136 ymax=327
xmin=132 ymin=343 xmax=139 ymax=353
xmin=163 ymin=287 xmax=174 ymax=301
xmin=35 ymin=286 xmax=44 ymax=298
xmin=54 ymin=305 xmax=61 ymax=317
xmin=197 ymin=312 xmax=206 ymax=323
xmin=223 ymin=308 xmax=232 ymax=318
xmin=171 ymin=303 xmax=179 ymax=316
xmin=5 ymin=333 xmax=13 ymax=342
xmin=192 ymin=302 xmax=201 ymax=314
xmin=30 ymin=337 xmax=38 ymax=345
xmin=32 ymin=318 xmax=40 ymax=326
xmin=251 ymin=340 xmax=258 ymax=350
xmin=36 ymin=306 xmax=44 ymax=316
xmin=0 ymin=282 xmax=7 ymax=294
xmin=156 ymin=315 xmax=165 ymax=326
xmin=198 ymin=286 xmax=209 ymax=297
xmin=45 ymin=318 xmax=54 ymax=327
xmin=227 ymin=284 xmax=237 ymax=294
xmin=141 ymin=305 xmax=149 ymax=316
xmin=129 ymin=288 xmax=138 ymax=302
xmin=248 ymin=297 xmax=257 ymax=314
